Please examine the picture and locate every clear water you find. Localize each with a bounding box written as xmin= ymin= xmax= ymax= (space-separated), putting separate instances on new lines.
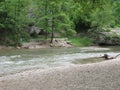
xmin=0 ymin=46 xmax=119 ymax=76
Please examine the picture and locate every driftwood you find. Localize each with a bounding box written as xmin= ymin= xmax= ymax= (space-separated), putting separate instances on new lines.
xmin=114 ymin=54 xmax=120 ymax=59
xmin=102 ymin=54 xmax=120 ymax=60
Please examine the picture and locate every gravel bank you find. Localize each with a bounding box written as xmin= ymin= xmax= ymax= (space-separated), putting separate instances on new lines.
xmin=0 ymin=58 xmax=120 ymax=90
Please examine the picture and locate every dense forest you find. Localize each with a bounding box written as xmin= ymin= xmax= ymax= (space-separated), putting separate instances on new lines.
xmin=0 ymin=0 xmax=120 ymax=46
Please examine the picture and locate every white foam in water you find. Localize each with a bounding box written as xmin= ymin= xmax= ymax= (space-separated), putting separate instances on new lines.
xmin=0 ymin=48 xmax=119 ymax=76
xmin=15 ymin=61 xmax=25 ymax=64
xmin=1 ymin=61 xmax=14 ymax=64
xmin=9 ymin=55 xmax=21 ymax=59
xmin=0 ymin=56 xmax=10 ymax=60
xmin=0 ymin=55 xmax=21 ymax=65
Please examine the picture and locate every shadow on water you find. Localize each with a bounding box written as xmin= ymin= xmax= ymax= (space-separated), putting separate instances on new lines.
xmin=72 ymin=57 xmax=105 ymax=64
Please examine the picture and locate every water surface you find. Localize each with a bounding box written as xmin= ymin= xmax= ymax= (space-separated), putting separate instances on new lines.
xmin=0 ymin=46 xmax=119 ymax=76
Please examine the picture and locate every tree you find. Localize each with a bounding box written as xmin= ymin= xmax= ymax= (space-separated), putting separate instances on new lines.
xmin=0 ymin=0 xmax=30 ymax=46
xmin=112 ymin=0 xmax=120 ymax=27
xmin=70 ymin=0 xmax=115 ymax=32
xmin=0 ymin=0 xmax=119 ymax=46
xmin=35 ymin=0 xmax=75 ymax=43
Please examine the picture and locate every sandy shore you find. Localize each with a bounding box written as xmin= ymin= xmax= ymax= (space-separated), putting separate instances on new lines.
xmin=0 ymin=58 xmax=120 ymax=90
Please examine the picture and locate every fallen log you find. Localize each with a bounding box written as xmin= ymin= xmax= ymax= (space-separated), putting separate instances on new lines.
xmin=114 ymin=54 xmax=120 ymax=59
xmin=101 ymin=54 xmax=120 ymax=60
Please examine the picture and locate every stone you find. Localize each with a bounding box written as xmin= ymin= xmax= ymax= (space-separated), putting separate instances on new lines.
xmin=94 ymin=28 xmax=120 ymax=45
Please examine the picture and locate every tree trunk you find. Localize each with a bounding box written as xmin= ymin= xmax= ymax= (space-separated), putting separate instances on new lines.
xmin=50 ymin=16 xmax=54 ymax=43
xmin=45 ymin=0 xmax=48 ymax=39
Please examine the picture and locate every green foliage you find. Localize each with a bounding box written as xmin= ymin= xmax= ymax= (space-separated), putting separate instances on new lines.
xmin=112 ymin=0 xmax=120 ymax=27
xmin=34 ymin=0 xmax=76 ymax=43
xmin=70 ymin=0 xmax=117 ymax=32
xmin=91 ymin=1 xmax=115 ymax=28
xmin=0 ymin=0 xmax=30 ymax=46
xmin=69 ymin=37 xmax=93 ymax=46
xmin=0 ymin=0 xmax=120 ymax=46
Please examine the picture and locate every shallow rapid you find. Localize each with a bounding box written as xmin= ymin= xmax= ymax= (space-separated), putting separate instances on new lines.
xmin=0 ymin=46 xmax=119 ymax=76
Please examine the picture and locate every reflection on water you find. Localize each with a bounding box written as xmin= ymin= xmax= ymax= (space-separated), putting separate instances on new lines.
xmin=0 ymin=46 xmax=119 ymax=76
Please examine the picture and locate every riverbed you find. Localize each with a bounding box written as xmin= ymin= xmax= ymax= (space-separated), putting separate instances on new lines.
xmin=0 ymin=46 xmax=119 ymax=77
xmin=0 ymin=56 xmax=120 ymax=90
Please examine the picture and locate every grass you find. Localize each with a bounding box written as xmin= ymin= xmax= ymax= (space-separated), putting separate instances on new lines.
xmin=30 ymin=34 xmax=93 ymax=47
xmin=69 ymin=36 xmax=93 ymax=47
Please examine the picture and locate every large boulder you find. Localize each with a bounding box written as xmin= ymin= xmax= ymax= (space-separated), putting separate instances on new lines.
xmin=94 ymin=28 xmax=120 ymax=45
xmin=28 ymin=26 xmax=46 ymax=36
xmin=50 ymin=38 xmax=72 ymax=47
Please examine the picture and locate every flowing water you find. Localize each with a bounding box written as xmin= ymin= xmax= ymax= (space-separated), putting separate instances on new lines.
xmin=0 ymin=46 xmax=119 ymax=76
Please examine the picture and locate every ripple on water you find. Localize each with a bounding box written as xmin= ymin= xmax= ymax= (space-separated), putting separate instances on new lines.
xmin=0 ymin=47 xmax=119 ymax=76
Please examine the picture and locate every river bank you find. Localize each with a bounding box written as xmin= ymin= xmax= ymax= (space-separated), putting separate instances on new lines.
xmin=0 ymin=58 xmax=120 ymax=90
xmin=0 ymin=38 xmax=72 ymax=49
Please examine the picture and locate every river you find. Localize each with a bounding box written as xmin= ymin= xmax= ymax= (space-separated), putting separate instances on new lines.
xmin=0 ymin=46 xmax=119 ymax=76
